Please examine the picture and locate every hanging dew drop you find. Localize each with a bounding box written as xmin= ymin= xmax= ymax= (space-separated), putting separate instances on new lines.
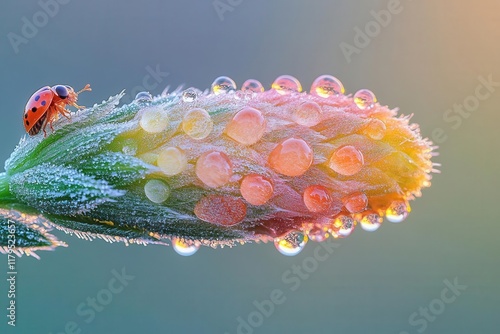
xmin=274 ymin=231 xmax=307 ymax=256
xmin=385 ymin=201 xmax=410 ymax=223
xmin=172 ymin=237 xmax=200 ymax=256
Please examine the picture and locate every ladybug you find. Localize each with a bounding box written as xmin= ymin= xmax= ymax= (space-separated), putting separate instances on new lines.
xmin=23 ymin=84 xmax=91 ymax=136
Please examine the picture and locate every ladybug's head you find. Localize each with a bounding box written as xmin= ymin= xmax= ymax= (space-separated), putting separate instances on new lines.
xmin=52 ymin=85 xmax=70 ymax=99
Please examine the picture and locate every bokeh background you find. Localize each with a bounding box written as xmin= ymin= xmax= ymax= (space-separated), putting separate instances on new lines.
xmin=1 ymin=1 xmax=499 ymax=333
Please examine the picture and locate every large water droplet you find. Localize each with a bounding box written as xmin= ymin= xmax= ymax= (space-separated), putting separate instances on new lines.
xmin=144 ymin=179 xmax=170 ymax=203
xmin=335 ymin=216 xmax=355 ymax=237
xmin=293 ymin=101 xmax=322 ymax=127
xmin=226 ymin=107 xmax=266 ymax=145
xmin=195 ymin=151 xmax=233 ymax=188
xmin=182 ymin=108 xmax=213 ymax=140
xmin=194 ymin=195 xmax=246 ymax=226
xmin=303 ymin=185 xmax=333 ymax=213
xmin=385 ymin=200 xmax=410 ymax=223
xmin=240 ymin=174 xmax=274 ymax=205
xmin=310 ymin=75 xmax=345 ymax=97
xmin=354 ymin=89 xmax=377 ymax=110
xmin=274 ymin=232 xmax=307 ymax=256
xmin=157 ymin=147 xmax=188 ymax=176
xmin=182 ymin=88 xmax=198 ymax=102
xmin=139 ymin=107 xmax=169 ymax=133
xmin=211 ymin=76 xmax=237 ymax=95
xmin=268 ymin=137 xmax=313 ymax=177
xmin=135 ymin=91 xmax=152 ymax=104
xmin=271 ymin=75 xmax=302 ymax=95
xmin=342 ymin=192 xmax=368 ymax=213
xmin=328 ymin=145 xmax=364 ymax=176
xmin=360 ymin=213 xmax=382 ymax=232
xmin=241 ymin=79 xmax=264 ymax=93
xmin=172 ymin=238 xmax=200 ymax=256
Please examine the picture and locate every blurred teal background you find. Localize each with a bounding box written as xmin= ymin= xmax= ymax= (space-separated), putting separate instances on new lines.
xmin=1 ymin=1 xmax=499 ymax=333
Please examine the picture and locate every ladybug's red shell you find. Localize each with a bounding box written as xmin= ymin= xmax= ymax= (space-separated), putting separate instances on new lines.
xmin=23 ymin=86 xmax=54 ymax=134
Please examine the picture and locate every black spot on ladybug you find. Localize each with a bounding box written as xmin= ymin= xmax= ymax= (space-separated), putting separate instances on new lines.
xmin=41 ymin=100 xmax=47 ymax=106
xmin=35 ymin=95 xmax=40 ymax=101
xmin=24 ymin=113 xmax=28 ymax=119
xmin=31 ymin=107 xmax=37 ymax=112
xmin=25 ymin=120 xmax=29 ymax=126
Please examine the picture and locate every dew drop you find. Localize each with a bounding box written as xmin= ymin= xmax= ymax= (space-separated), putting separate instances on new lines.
xmin=211 ymin=76 xmax=237 ymax=95
xmin=241 ymin=79 xmax=264 ymax=93
xmin=157 ymin=147 xmax=188 ymax=176
xmin=334 ymin=216 xmax=355 ymax=237
xmin=172 ymin=238 xmax=200 ymax=256
xmin=139 ymin=107 xmax=169 ymax=133
xmin=182 ymin=88 xmax=198 ymax=102
xmin=271 ymin=75 xmax=302 ymax=95
xmin=144 ymin=179 xmax=170 ymax=203
xmin=310 ymin=75 xmax=345 ymax=97
xmin=274 ymin=231 xmax=307 ymax=256
xmin=293 ymin=101 xmax=322 ymax=127
xmin=268 ymin=137 xmax=313 ymax=177
xmin=385 ymin=200 xmax=410 ymax=223
xmin=360 ymin=213 xmax=382 ymax=232
xmin=308 ymin=226 xmax=328 ymax=242
xmin=342 ymin=192 xmax=368 ymax=213
xmin=328 ymin=145 xmax=364 ymax=176
xmin=240 ymin=174 xmax=274 ymax=206
xmin=363 ymin=119 xmax=386 ymax=140
xmin=194 ymin=195 xmax=246 ymax=226
xmin=121 ymin=139 xmax=138 ymax=156
xmin=182 ymin=108 xmax=213 ymax=140
xmin=134 ymin=91 xmax=152 ymax=104
xmin=195 ymin=151 xmax=233 ymax=188
xmin=354 ymin=89 xmax=377 ymax=110
xmin=303 ymin=185 xmax=333 ymax=213
xmin=226 ymin=107 xmax=266 ymax=145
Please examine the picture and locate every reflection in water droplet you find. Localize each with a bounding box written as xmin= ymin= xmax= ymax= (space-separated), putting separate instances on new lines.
xmin=157 ymin=147 xmax=187 ymax=176
xmin=240 ymin=174 xmax=274 ymax=205
xmin=343 ymin=192 xmax=368 ymax=213
xmin=135 ymin=91 xmax=153 ymax=104
xmin=268 ymin=137 xmax=313 ymax=176
xmin=182 ymin=88 xmax=198 ymax=102
xmin=271 ymin=75 xmax=302 ymax=95
xmin=308 ymin=226 xmax=328 ymax=242
xmin=335 ymin=216 xmax=355 ymax=237
xmin=144 ymin=179 xmax=170 ymax=203
xmin=274 ymin=231 xmax=307 ymax=256
xmin=360 ymin=213 xmax=382 ymax=232
xmin=303 ymin=185 xmax=333 ymax=213
xmin=139 ymin=107 xmax=169 ymax=133
xmin=385 ymin=200 xmax=410 ymax=223
xmin=328 ymin=145 xmax=364 ymax=176
xmin=182 ymin=108 xmax=213 ymax=140
xmin=293 ymin=101 xmax=322 ymax=127
xmin=195 ymin=151 xmax=233 ymax=188
xmin=354 ymin=89 xmax=377 ymax=110
xmin=172 ymin=237 xmax=200 ymax=256
xmin=241 ymin=79 xmax=264 ymax=93
xmin=226 ymin=107 xmax=266 ymax=145
xmin=310 ymin=75 xmax=345 ymax=97
xmin=211 ymin=76 xmax=237 ymax=95
xmin=363 ymin=119 xmax=386 ymax=140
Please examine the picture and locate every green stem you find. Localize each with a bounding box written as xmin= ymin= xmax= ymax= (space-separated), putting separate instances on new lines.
xmin=0 ymin=172 xmax=11 ymax=199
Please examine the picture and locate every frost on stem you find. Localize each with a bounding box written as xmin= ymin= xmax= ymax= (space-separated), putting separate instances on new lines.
xmin=0 ymin=75 xmax=436 ymax=257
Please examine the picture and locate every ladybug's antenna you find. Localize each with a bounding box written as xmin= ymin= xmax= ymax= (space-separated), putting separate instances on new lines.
xmin=77 ymin=84 xmax=91 ymax=95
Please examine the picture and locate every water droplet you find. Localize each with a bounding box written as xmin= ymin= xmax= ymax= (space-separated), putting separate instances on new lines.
xmin=354 ymin=89 xmax=377 ymax=110
xmin=240 ymin=174 xmax=274 ymax=205
xmin=303 ymin=185 xmax=333 ymax=213
xmin=293 ymin=101 xmax=322 ymax=127
xmin=334 ymin=216 xmax=355 ymax=237
xmin=363 ymin=119 xmax=386 ymax=140
xmin=139 ymin=107 xmax=169 ymax=133
xmin=271 ymin=75 xmax=302 ymax=95
xmin=157 ymin=147 xmax=188 ymax=176
xmin=182 ymin=108 xmax=213 ymax=140
xmin=194 ymin=195 xmax=246 ymax=226
xmin=144 ymin=179 xmax=170 ymax=203
xmin=172 ymin=238 xmax=199 ymax=256
xmin=241 ymin=79 xmax=264 ymax=93
xmin=310 ymin=75 xmax=345 ymax=97
xmin=385 ymin=200 xmax=410 ymax=223
xmin=274 ymin=232 xmax=307 ymax=256
xmin=308 ymin=226 xmax=328 ymax=242
xmin=226 ymin=107 xmax=266 ymax=145
xmin=182 ymin=88 xmax=198 ymax=102
xmin=211 ymin=76 xmax=237 ymax=95
xmin=195 ymin=151 xmax=233 ymax=188
xmin=135 ymin=91 xmax=152 ymax=104
xmin=328 ymin=145 xmax=364 ymax=176
xmin=268 ymin=137 xmax=313 ymax=177
xmin=121 ymin=139 xmax=138 ymax=156
xmin=342 ymin=192 xmax=368 ymax=213
xmin=360 ymin=213 xmax=382 ymax=232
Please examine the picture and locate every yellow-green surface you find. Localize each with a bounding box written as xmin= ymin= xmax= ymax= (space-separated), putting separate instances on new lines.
xmin=0 ymin=1 xmax=498 ymax=333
